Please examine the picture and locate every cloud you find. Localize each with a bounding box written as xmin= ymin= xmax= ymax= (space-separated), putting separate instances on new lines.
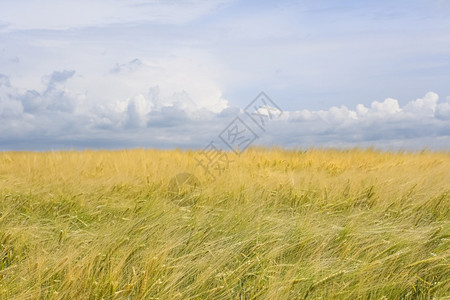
xmin=0 ymin=98 xmax=23 ymax=118
xmin=2 ymin=0 xmax=450 ymax=153
xmin=110 ymin=59 xmax=143 ymax=74
xmin=0 ymin=74 xmax=23 ymax=118
xmin=0 ymin=68 xmax=231 ymax=149
xmin=0 ymin=69 xmax=449 ymax=151
xmin=436 ymin=102 xmax=450 ymax=120
xmin=45 ymin=70 xmax=76 ymax=87
xmin=2 ymin=0 xmax=450 ymax=119
xmin=267 ymin=91 xmax=449 ymax=150
xmin=13 ymin=70 xmax=79 ymax=114
xmin=0 ymin=0 xmax=234 ymax=31
xmin=0 ymin=74 xmax=11 ymax=87
xmin=370 ymin=98 xmax=401 ymax=114
xmin=404 ymin=92 xmax=439 ymax=116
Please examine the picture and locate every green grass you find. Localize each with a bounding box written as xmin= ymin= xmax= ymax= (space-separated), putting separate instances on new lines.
xmin=0 ymin=148 xmax=449 ymax=299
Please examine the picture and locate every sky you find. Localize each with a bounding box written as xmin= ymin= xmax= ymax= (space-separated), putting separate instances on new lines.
xmin=1 ymin=0 xmax=449 ymax=151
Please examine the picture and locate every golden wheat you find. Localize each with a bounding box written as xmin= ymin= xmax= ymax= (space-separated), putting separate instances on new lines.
xmin=0 ymin=148 xmax=448 ymax=299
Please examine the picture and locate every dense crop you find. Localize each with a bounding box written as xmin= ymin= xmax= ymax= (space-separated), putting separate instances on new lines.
xmin=0 ymin=148 xmax=449 ymax=299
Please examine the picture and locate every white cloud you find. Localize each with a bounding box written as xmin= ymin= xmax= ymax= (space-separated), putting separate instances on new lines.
xmin=370 ymin=98 xmax=401 ymax=114
xmin=436 ymin=102 xmax=450 ymax=120
xmin=404 ymin=91 xmax=439 ymax=116
xmin=283 ymin=92 xmax=447 ymax=126
xmin=1 ymin=70 xmax=449 ymax=151
xmin=271 ymin=91 xmax=450 ymax=150
xmin=0 ymin=68 xmax=230 ymax=149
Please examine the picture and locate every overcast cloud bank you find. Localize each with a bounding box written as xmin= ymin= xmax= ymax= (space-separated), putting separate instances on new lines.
xmin=1 ymin=70 xmax=449 ymax=151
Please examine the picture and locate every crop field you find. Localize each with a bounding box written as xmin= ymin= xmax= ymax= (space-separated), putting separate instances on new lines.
xmin=0 ymin=148 xmax=449 ymax=299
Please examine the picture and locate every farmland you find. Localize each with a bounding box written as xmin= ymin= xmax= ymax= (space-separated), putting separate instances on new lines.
xmin=0 ymin=148 xmax=449 ymax=299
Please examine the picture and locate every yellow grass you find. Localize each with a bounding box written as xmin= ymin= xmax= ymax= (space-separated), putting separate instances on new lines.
xmin=0 ymin=148 xmax=449 ymax=299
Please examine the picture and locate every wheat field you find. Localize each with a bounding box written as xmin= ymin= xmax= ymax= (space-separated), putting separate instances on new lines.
xmin=0 ymin=148 xmax=449 ymax=299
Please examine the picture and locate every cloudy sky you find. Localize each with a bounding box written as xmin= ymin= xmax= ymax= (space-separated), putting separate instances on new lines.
xmin=1 ymin=0 xmax=449 ymax=151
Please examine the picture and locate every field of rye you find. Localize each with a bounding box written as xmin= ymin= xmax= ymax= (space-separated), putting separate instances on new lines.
xmin=0 ymin=148 xmax=449 ymax=299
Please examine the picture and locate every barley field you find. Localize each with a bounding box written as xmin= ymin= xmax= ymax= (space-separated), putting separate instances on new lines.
xmin=0 ymin=148 xmax=449 ymax=299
